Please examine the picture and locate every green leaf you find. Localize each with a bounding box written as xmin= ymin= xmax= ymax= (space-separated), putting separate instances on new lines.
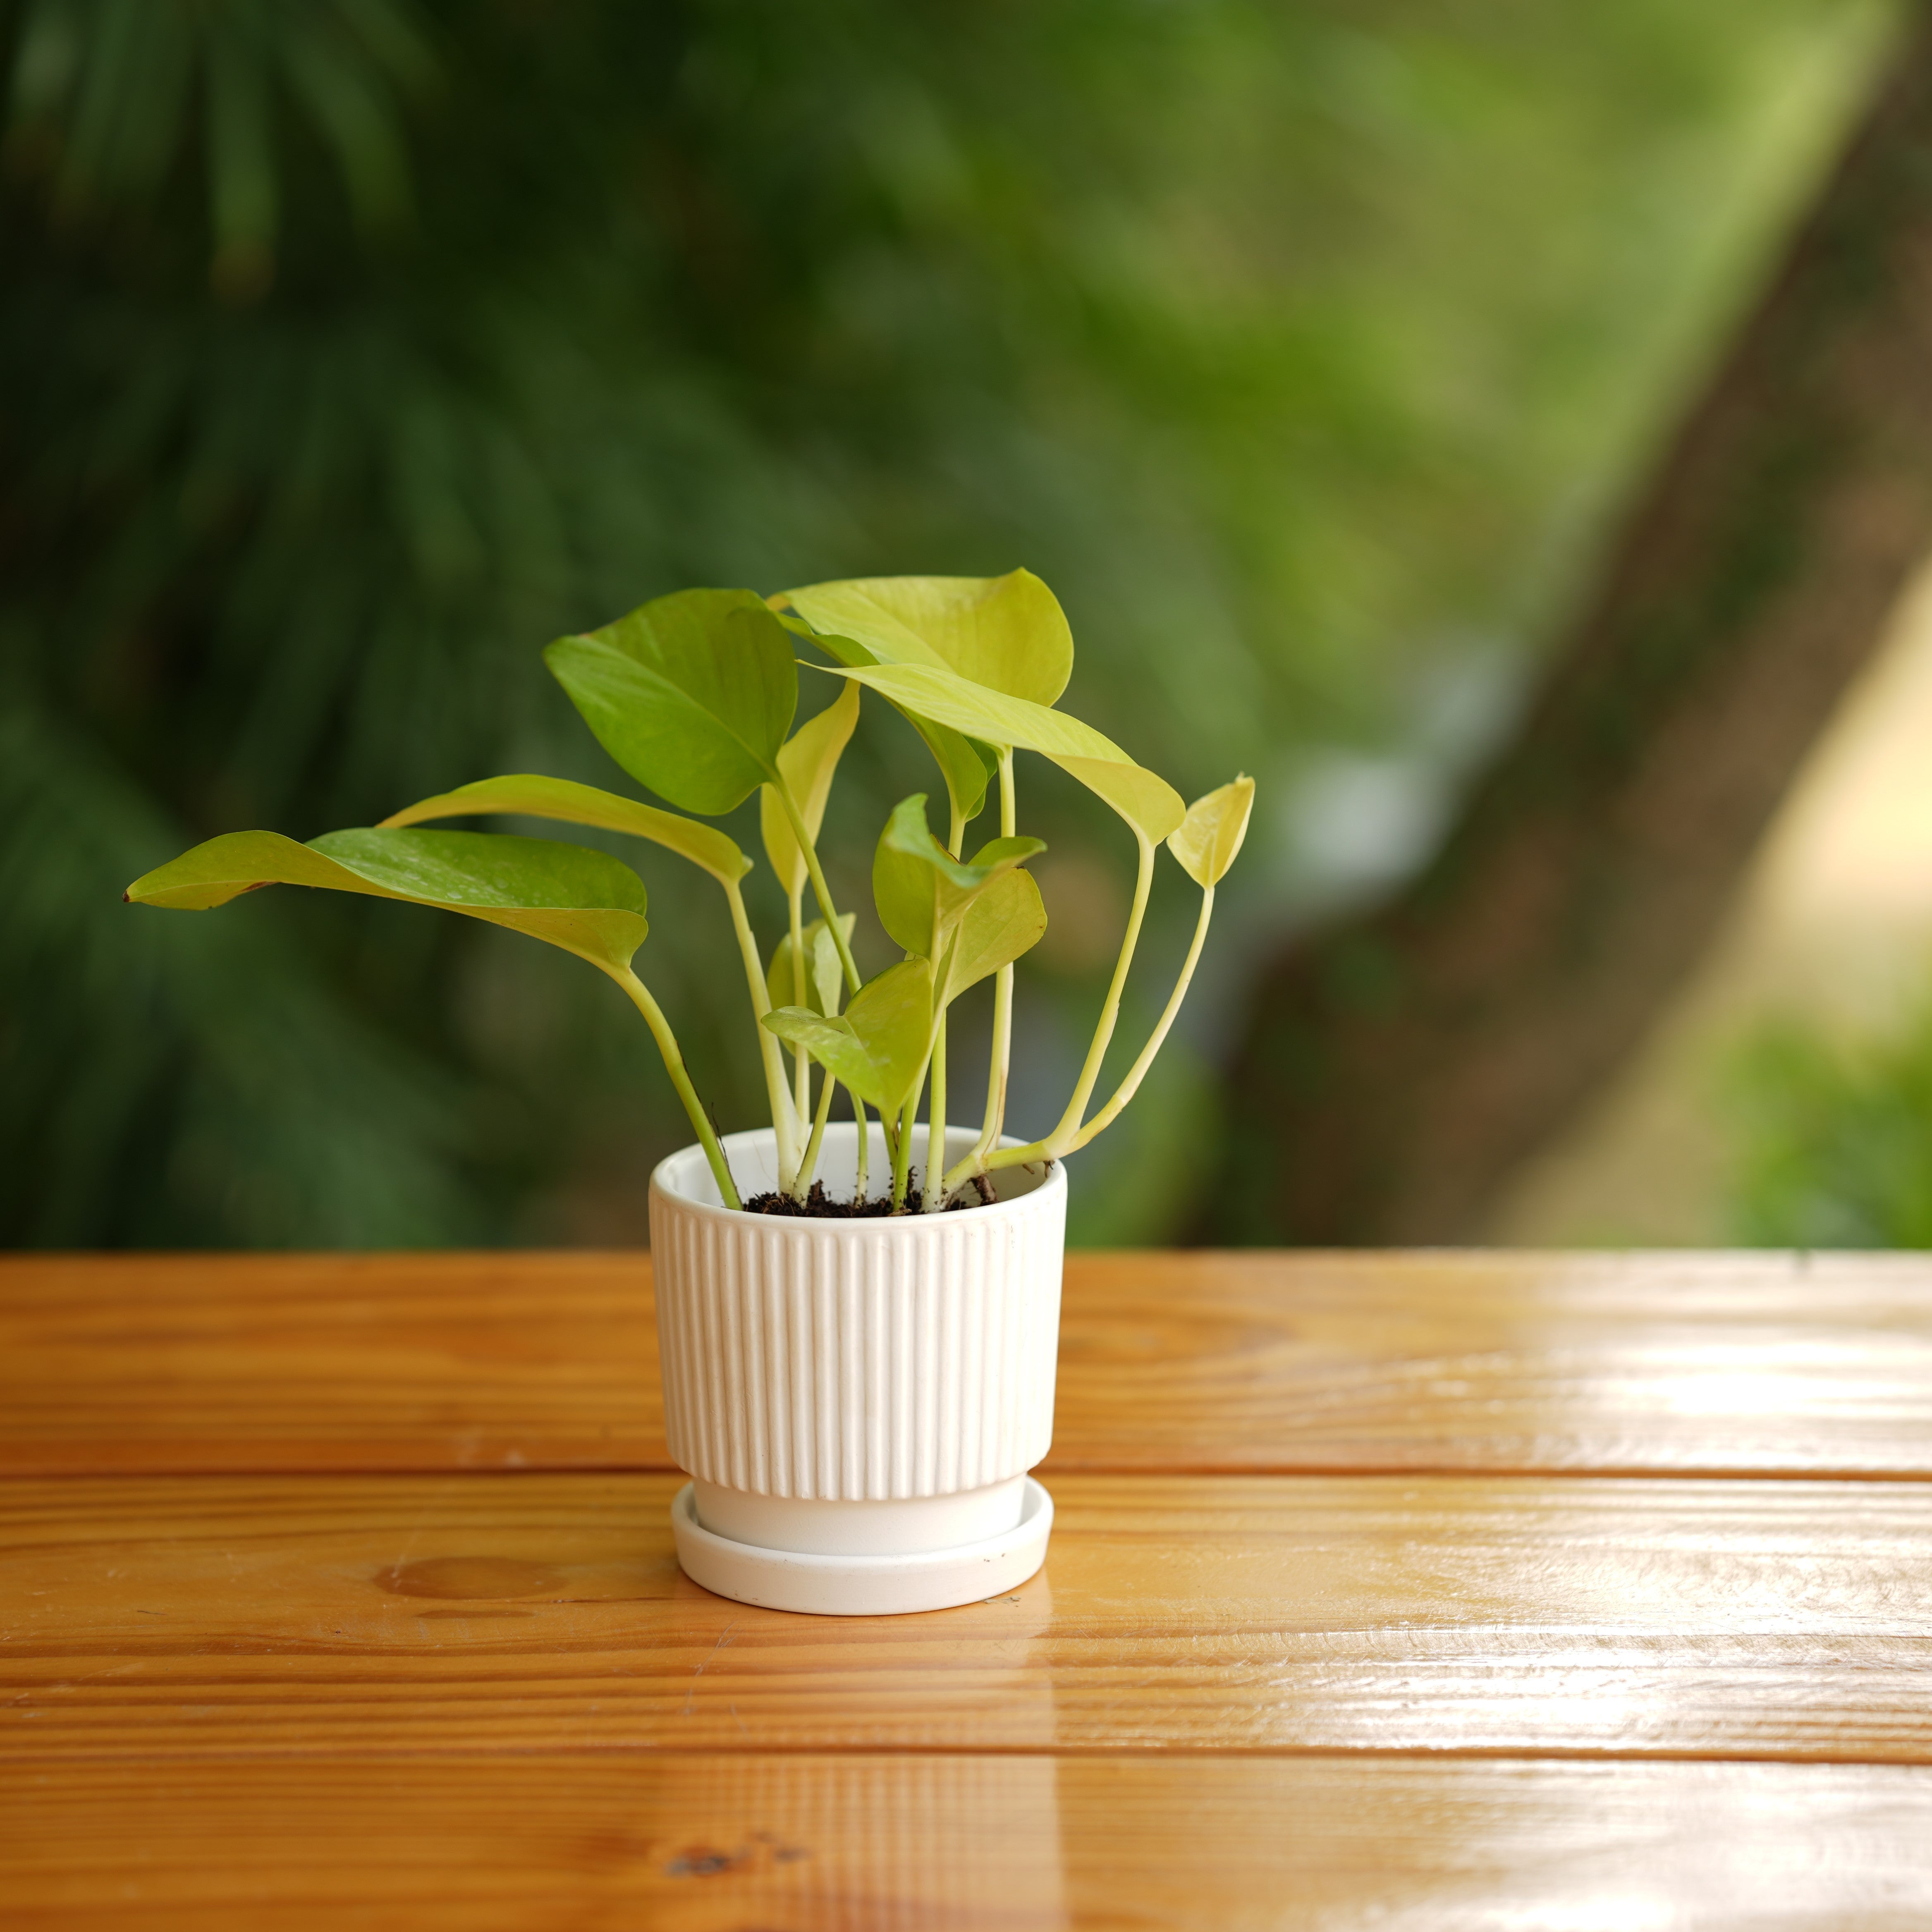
xmin=907 ymin=713 xmax=999 ymax=828
xmin=379 ymin=773 xmax=750 ymax=885
xmin=810 ymin=922 xmax=844 ymax=1018
xmin=1052 ymin=754 xmax=1188 ymax=843
xmin=947 ymin=866 xmax=1047 ymax=999
xmin=545 ymin=587 xmax=796 ymax=815
xmin=824 ymin=660 xmax=1185 ymax=840
xmin=763 ymin=958 xmax=934 ymax=1116
xmin=780 ymin=569 xmax=1074 ymax=705
xmin=873 ymin=794 xmax=1045 ymax=980
xmin=1167 ymin=774 xmax=1255 ymax=887
xmin=125 ymin=828 xmax=651 ymax=976
xmin=760 ymin=677 xmax=859 ymax=897
xmin=767 ymin=913 xmax=857 ymax=1016
xmin=774 ymin=592 xmax=997 ymax=825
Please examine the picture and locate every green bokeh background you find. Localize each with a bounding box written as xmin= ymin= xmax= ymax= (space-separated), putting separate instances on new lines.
xmin=0 ymin=0 xmax=1898 ymax=1248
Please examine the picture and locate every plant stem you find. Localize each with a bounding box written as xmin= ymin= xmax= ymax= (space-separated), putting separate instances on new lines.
xmin=970 ymin=827 xmax=1157 ymax=1181
xmin=612 ymin=967 xmax=741 ymax=1209
xmin=923 ymin=1009 xmax=948 ymax=1211
xmin=1066 ymin=886 xmax=1214 ymax=1152
xmin=775 ymin=774 xmax=862 ymax=995
xmin=970 ymin=751 xmax=1019 ymax=1170
xmin=890 ymin=1094 xmax=913 ymax=1211
xmin=852 ymin=1091 xmax=870 ymax=1202
xmin=787 ymin=882 xmax=808 ymax=1127
xmin=796 ymin=1068 xmax=838 ymax=1197
xmin=725 ymin=877 xmax=801 ymax=1187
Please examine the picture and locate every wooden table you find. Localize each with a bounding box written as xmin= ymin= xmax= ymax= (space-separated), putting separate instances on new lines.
xmin=5 ymin=1249 xmax=1932 ymax=1927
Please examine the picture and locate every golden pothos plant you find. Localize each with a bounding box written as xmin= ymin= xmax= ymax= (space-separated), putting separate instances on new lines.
xmin=127 ymin=572 xmax=1253 ymax=1214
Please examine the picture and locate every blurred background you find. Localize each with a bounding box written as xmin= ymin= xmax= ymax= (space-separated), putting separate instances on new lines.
xmin=5 ymin=0 xmax=1927 ymax=1252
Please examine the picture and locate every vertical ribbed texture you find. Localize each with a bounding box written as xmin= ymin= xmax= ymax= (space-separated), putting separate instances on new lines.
xmin=650 ymin=1132 xmax=1065 ymax=1501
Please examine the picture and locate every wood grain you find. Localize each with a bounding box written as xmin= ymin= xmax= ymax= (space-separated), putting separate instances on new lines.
xmin=8 ymin=1753 xmax=1932 ymax=1930
xmin=8 ymin=1248 xmax=1932 ymax=1478
xmin=6 ymin=1470 xmax=1932 ymax=1763
xmin=0 ymin=1252 xmax=658 ymax=1475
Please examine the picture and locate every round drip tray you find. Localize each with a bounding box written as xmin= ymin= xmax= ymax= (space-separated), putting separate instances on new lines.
xmin=669 ymin=1477 xmax=1053 ymax=1616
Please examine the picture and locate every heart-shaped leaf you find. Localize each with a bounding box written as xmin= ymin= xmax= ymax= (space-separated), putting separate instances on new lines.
xmin=813 ymin=660 xmax=1184 ymax=841
xmin=763 ymin=957 xmax=933 ymax=1117
xmin=760 ymin=677 xmax=860 ymax=897
xmin=545 ymin=587 xmax=796 ymax=815
xmin=379 ymin=774 xmax=750 ymax=885
xmin=781 ymin=569 xmax=1073 ymax=705
xmin=1168 ymin=775 xmax=1255 ymax=887
xmin=873 ymin=794 xmax=1045 ymax=964
xmin=767 ymin=913 xmax=858 ymax=1016
xmin=947 ymin=865 xmax=1047 ymax=999
xmin=125 ymin=828 xmax=651 ymax=976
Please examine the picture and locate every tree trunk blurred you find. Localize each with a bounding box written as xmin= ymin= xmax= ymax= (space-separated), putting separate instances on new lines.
xmin=1208 ymin=18 xmax=1932 ymax=1246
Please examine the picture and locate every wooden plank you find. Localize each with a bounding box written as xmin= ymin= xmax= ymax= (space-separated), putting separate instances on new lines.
xmin=1052 ymin=1248 xmax=1932 ymax=1477
xmin=5 ymin=1471 xmax=1931 ymax=1763
xmin=8 ymin=1249 xmax=1932 ymax=1479
xmin=0 ymin=1252 xmax=659 ymax=1476
xmin=7 ymin=1754 xmax=1932 ymax=1930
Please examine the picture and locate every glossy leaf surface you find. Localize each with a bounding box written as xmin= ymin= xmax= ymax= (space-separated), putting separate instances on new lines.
xmin=545 ymin=588 xmax=795 ymax=815
xmin=763 ymin=957 xmax=934 ymax=1115
xmin=781 ymin=569 xmax=1073 ymax=705
xmin=125 ymin=828 xmax=651 ymax=976
xmin=1168 ymin=774 xmax=1256 ymax=887
xmin=760 ymin=678 xmax=860 ymax=896
xmin=378 ymin=774 xmax=749 ymax=885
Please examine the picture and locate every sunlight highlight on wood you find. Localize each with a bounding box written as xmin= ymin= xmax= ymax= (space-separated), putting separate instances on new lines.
xmin=8 ymin=1755 xmax=1932 ymax=1932
xmin=5 ymin=1470 xmax=1932 ymax=1762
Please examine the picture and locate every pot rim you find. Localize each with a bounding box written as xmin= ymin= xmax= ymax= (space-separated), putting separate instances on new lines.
xmin=649 ymin=1122 xmax=1065 ymax=1233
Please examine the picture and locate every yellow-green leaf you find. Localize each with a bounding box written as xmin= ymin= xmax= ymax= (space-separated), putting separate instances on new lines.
xmin=767 ymin=913 xmax=856 ymax=1016
xmin=780 ymin=569 xmax=1072 ymax=705
xmin=1052 ymin=754 xmax=1188 ymax=843
xmin=763 ymin=958 xmax=933 ymax=1116
xmin=1167 ymin=774 xmax=1255 ymax=887
xmin=379 ymin=773 xmax=749 ymax=885
xmin=760 ymin=677 xmax=859 ymax=896
xmin=821 ymin=660 xmax=1185 ymax=841
xmin=872 ymin=793 xmax=1043 ymax=964
xmin=946 ymin=866 xmax=1046 ymax=1000
xmin=125 ymin=828 xmax=652 ymax=977
xmin=545 ymin=587 xmax=796 ymax=815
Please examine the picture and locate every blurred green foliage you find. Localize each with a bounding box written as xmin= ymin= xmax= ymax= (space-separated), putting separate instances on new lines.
xmin=0 ymin=0 xmax=1894 ymax=1246
xmin=1728 ymin=998 xmax=1932 ymax=1248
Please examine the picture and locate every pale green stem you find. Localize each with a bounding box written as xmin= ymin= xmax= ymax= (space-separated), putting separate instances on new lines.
xmin=852 ymin=1091 xmax=870 ymax=1203
xmin=971 ymin=828 xmax=1157 ymax=1181
xmin=725 ymin=876 xmax=800 ymax=1186
xmin=1066 ymin=886 xmax=1214 ymax=1153
xmin=775 ymin=775 xmax=861 ymax=995
xmin=795 ymin=1067 xmax=839 ymax=1198
xmin=970 ymin=751 xmax=1019 ymax=1170
xmin=923 ymin=1008 xmax=948 ymax=1212
xmin=787 ymin=882 xmax=808 ymax=1124
xmin=611 ymin=967 xmax=741 ymax=1210
xmin=890 ymin=1092 xmax=914 ymax=1211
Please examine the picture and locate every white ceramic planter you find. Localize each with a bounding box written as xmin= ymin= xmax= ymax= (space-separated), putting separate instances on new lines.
xmin=648 ymin=1122 xmax=1066 ymax=1615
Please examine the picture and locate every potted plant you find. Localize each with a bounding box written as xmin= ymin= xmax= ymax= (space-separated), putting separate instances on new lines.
xmin=127 ymin=570 xmax=1252 ymax=1614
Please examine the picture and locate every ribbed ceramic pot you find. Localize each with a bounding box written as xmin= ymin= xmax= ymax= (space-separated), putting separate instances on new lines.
xmin=648 ymin=1122 xmax=1066 ymax=1615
